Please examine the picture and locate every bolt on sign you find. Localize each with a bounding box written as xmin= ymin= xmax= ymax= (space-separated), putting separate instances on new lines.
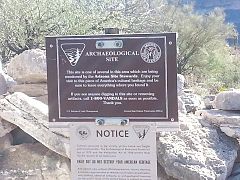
xmin=46 ymin=33 xmax=178 ymax=130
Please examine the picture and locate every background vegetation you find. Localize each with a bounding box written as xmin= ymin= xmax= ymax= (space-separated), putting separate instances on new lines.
xmin=0 ymin=0 xmax=239 ymax=94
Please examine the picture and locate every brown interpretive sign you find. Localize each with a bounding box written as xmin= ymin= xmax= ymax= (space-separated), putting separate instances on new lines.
xmin=46 ymin=33 xmax=178 ymax=124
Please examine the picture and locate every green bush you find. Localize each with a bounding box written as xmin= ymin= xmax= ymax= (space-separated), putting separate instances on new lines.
xmin=0 ymin=0 xmax=239 ymax=90
xmin=0 ymin=0 xmax=123 ymax=62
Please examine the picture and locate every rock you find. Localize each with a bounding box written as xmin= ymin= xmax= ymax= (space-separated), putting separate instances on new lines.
xmin=0 ymin=59 xmax=16 ymax=89
xmin=7 ymin=49 xmax=47 ymax=83
xmin=228 ymin=163 xmax=240 ymax=180
xmin=180 ymin=90 xmax=204 ymax=113
xmin=203 ymin=95 xmax=215 ymax=109
xmin=179 ymin=113 xmax=202 ymax=131
xmin=0 ymin=92 xmax=70 ymax=158
xmin=220 ymin=125 xmax=240 ymax=139
xmin=0 ymin=74 xmax=7 ymax=95
xmin=0 ymin=133 xmax=13 ymax=152
xmin=9 ymin=83 xmax=47 ymax=97
xmin=200 ymin=109 xmax=240 ymax=139
xmin=0 ymin=143 xmax=70 ymax=180
xmin=214 ymin=91 xmax=240 ymax=110
xmin=157 ymin=164 xmax=177 ymax=180
xmin=178 ymin=97 xmax=187 ymax=114
xmin=157 ymin=127 xmax=238 ymax=180
xmin=201 ymin=110 xmax=240 ymax=126
xmin=0 ymin=118 xmax=16 ymax=138
xmin=177 ymin=74 xmax=185 ymax=96
xmin=9 ymin=83 xmax=49 ymax=104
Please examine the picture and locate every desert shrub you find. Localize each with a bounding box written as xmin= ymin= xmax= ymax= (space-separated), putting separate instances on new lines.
xmin=0 ymin=0 xmax=239 ymax=90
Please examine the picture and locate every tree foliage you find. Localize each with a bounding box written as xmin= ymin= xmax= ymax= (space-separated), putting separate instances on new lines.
xmin=0 ymin=0 xmax=125 ymax=61
xmin=0 ymin=0 xmax=239 ymax=89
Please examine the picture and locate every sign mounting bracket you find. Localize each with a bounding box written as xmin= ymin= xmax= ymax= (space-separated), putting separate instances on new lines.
xmin=95 ymin=118 xmax=129 ymax=126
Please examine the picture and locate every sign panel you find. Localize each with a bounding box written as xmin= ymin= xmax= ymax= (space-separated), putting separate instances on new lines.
xmin=46 ymin=33 xmax=178 ymax=123
xmin=70 ymin=122 xmax=157 ymax=180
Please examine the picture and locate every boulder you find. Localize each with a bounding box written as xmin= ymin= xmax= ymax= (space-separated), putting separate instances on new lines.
xmin=0 ymin=74 xmax=7 ymax=95
xmin=200 ymin=109 xmax=240 ymax=139
xmin=0 ymin=92 xmax=70 ymax=158
xmin=201 ymin=110 xmax=240 ymax=126
xmin=214 ymin=91 xmax=240 ymax=110
xmin=157 ymin=127 xmax=238 ymax=180
xmin=0 ymin=118 xmax=16 ymax=138
xmin=7 ymin=49 xmax=47 ymax=83
xmin=0 ymin=143 xmax=70 ymax=180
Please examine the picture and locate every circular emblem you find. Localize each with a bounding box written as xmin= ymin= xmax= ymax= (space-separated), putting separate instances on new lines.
xmin=140 ymin=42 xmax=161 ymax=63
xmin=76 ymin=126 xmax=91 ymax=140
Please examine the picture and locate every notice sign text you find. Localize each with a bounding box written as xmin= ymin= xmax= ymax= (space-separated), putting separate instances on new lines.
xmin=70 ymin=122 xmax=157 ymax=180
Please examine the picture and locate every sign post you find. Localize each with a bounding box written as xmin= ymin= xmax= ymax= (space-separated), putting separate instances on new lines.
xmin=46 ymin=33 xmax=178 ymax=180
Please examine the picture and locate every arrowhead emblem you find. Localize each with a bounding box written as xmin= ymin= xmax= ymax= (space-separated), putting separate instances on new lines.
xmin=133 ymin=125 xmax=150 ymax=140
xmin=61 ymin=43 xmax=85 ymax=66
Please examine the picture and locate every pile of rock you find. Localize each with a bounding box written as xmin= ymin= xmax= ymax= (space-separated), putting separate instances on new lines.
xmin=177 ymin=74 xmax=204 ymax=114
xmin=0 ymin=92 xmax=70 ymax=179
xmin=201 ymin=90 xmax=240 ymax=139
xmin=0 ymin=50 xmax=69 ymax=179
xmin=7 ymin=49 xmax=48 ymax=104
xmin=157 ymin=111 xmax=240 ymax=180
xmin=157 ymin=77 xmax=240 ymax=180
xmin=199 ymin=90 xmax=240 ymax=180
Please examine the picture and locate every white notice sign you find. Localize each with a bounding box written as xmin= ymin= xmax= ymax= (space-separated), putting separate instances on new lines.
xmin=70 ymin=122 xmax=157 ymax=180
